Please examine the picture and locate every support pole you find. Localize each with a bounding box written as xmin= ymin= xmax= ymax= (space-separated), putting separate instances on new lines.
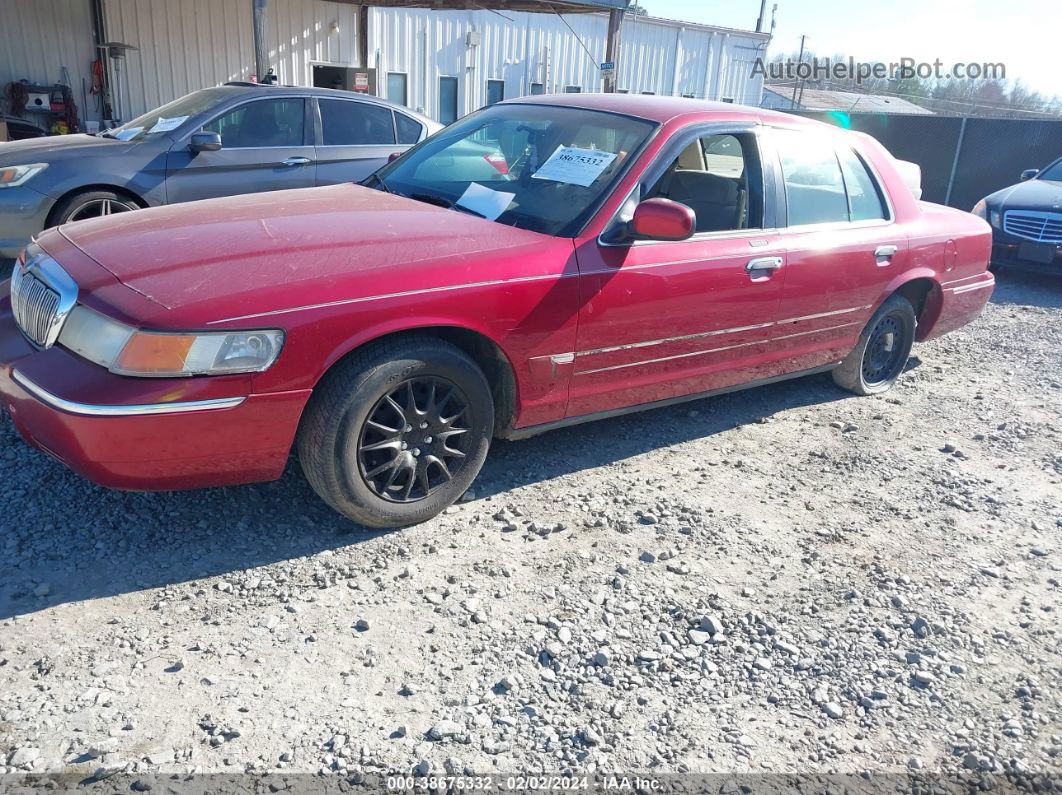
xmin=944 ymin=116 xmax=968 ymax=207
xmin=252 ymin=0 xmax=269 ymax=82
xmin=358 ymin=5 xmax=370 ymax=69
xmin=603 ymin=8 xmax=622 ymax=93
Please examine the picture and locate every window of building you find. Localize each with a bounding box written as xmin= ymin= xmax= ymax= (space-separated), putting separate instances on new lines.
xmin=204 ymin=98 xmax=304 ymax=148
xmin=720 ymin=97 xmax=735 ymax=103
xmin=439 ymin=77 xmax=459 ymax=124
xmin=395 ymin=113 xmax=423 ymax=144
xmin=837 ymin=147 xmax=888 ymax=221
xmin=774 ymin=130 xmax=850 ymax=226
xmin=387 ymin=73 xmax=408 ymax=106
xmin=640 ymin=90 xmax=656 ymax=95
xmin=564 ymin=85 xmax=582 ymax=93
xmin=682 ymin=93 xmax=696 ymax=99
xmin=645 ymin=131 xmax=763 ymax=233
xmin=319 ymin=99 xmax=395 ymax=146
xmin=529 ymin=82 xmax=545 ymax=95
xmin=486 ymin=79 xmax=505 ymax=105
xmin=616 ymin=88 xmax=629 ymax=94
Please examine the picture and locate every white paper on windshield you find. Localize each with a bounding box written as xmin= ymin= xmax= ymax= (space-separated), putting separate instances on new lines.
xmin=113 ymin=127 xmax=143 ymax=141
xmin=148 ymin=115 xmax=189 ymax=133
xmin=531 ymin=145 xmax=617 ymax=187
xmin=456 ymin=182 xmax=515 ymax=221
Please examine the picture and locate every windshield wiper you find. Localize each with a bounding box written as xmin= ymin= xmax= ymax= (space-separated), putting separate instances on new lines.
xmin=408 ymin=192 xmax=486 ymax=218
xmin=364 ymin=173 xmax=395 ymax=194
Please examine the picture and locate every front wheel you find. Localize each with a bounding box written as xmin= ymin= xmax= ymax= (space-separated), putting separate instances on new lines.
xmin=52 ymin=190 xmax=139 ymax=225
xmin=297 ymin=336 xmax=494 ymax=528
xmin=832 ymin=294 xmax=916 ymax=396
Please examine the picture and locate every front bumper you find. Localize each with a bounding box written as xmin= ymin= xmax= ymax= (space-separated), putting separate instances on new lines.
xmin=0 ymin=302 xmax=311 ymax=491
xmin=0 ymin=185 xmax=53 ymax=259
xmin=990 ymin=229 xmax=1062 ymax=275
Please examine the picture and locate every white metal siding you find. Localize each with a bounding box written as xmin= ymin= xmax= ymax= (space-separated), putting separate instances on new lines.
xmin=101 ymin=0 xmax=359 ymax=120
xmin=3 ymin=1 xmax=769 ymax=128
xmin=370 ymin=8 xmax=769 ymax=121
xmin=0 ymin=0 xmax=98 ymax=124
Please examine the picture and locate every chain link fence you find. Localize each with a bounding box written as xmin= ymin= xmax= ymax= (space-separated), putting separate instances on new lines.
xmin=789 ymin=111 xmax=1062 ymax=210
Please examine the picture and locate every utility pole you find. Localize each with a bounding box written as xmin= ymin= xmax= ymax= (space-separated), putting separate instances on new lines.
xmin=755 ymin=0 xmax=767 ymax=32
xmin=252 ymin=0 xmax=269 ymax=83
xmin=790 ymin=34 xmax=805 ymax=109
xmin=603 ymin=8 xmax=622 ymax=93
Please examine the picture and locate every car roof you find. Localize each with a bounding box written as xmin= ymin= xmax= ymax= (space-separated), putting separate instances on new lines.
xmin=500 ymin=92 xmax=814 ymax=128
xmin=216 ymin=83 xmax=437 ymax=126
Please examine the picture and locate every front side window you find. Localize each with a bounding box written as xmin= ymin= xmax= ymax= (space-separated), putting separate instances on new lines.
xmin=203 ymin=98 xmax=305 ymax=148
xmin=645 ymin=132 xmax=763 ymax=233
xmin=837 ymin=147 xmax=887 ymax=221
xmin=319 ymin=100 xmax=395 ymax=146
xmin=1036 ymin=158 xmax=1062 ymax=181
xmin=774 ymin=130 xmax=849 ymax=226
xmin=373 ymin=104 xmax=656 ymax=237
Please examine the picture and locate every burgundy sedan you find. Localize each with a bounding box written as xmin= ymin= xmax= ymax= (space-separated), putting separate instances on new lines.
xmin=0 ymin=95 xmax=994 ymax=528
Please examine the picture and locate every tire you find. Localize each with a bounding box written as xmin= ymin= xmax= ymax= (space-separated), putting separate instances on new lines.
xmin=52 ymin=190 xmax=139 ymax=226
xmin=297 ymin=335 xmax=494 ymax=528
xmin=832 ymin=294 xmax=916 ymax=396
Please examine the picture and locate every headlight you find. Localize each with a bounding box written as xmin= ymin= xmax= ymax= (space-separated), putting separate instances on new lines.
xmin=971 ymin=199 xmax=986 ymax=219
xmin=0 ymin=163 xmax=49 ymax=189
xmin=57 ymin=305 xmax=283 ymax=377
xmin=989 ymin=210 xmax=1001 ymax=229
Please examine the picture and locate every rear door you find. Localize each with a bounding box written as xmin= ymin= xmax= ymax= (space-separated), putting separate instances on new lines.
xmin=314 ymin=98 xmax=422 ymax=185
xmin=769 ymin=128 xmax=907 ymax=368
xmin=165 ymin=97 xmax=315 ymax=203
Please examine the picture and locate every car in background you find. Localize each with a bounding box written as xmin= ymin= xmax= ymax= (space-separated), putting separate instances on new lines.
xmin=973 ymin=155 xmax=1062 ymax=274
xmin=1 ymin=95 xmax=994 ymax=529
xmin=0 ymin=83 xmax=439 ymax=258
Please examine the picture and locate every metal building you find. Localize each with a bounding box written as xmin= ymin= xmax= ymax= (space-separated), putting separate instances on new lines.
xmin=0 ymin=0 xmax=770 ymax=128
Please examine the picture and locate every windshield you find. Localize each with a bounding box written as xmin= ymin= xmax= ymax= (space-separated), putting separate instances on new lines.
xmin=371 ymin=104 xmax=657 ymax=237
xmin=1037 ymin=158 xmax=1062 ymax=182
xmin=103 ymin=88 xmax=227 ymax=142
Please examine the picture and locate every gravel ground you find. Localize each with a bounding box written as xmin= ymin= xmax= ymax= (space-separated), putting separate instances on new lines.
xmin=1 ymin=271 xmax=1059 ymax=789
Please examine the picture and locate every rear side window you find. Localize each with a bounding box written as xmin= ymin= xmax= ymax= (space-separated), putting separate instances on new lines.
xmin=775 ymin=130 xmax=849 ymax=225
xmin=838 ymin=147 xmax=887 ymax=221
xmin=395 ymin=113 xmax=423 ymax=144
xmin=320 ymin=99 xmax=395 ymax=145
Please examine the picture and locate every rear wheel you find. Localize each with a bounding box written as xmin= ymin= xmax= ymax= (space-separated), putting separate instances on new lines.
xmin=832 ymin=294 xmax=916 ymax=396
xmin=52 ymin=190 xmax=139 ymax=226
xmin=298 ymin=336 xmax=493 ymax=528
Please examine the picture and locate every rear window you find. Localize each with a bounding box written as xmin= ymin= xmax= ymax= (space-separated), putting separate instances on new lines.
xmin=320 ymin=99 xmax=395 ymax=146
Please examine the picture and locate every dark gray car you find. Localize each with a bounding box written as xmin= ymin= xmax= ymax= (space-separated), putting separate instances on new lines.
xmin=0 ymin=83 xmax=440 ymax=258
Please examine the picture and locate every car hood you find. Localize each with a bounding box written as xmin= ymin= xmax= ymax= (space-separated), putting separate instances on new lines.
xmin=988 ymin=178 xmax=1062 ymax=211
xmin=0 ymin=133 xmax=143 ymax=163
xmin=57 ymin=184 xmax=554 ymax=326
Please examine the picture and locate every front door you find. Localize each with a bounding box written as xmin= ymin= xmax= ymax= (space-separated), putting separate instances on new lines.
xmin=165 ymin=97 xmax=315 ymax=204
xmin=569 ymin=129 xmax=788 ymax=417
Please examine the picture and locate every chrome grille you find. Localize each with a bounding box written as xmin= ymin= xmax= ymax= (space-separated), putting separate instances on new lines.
xmin=9 ymin=248 xmax=78 ymax=349
xmin=1003 ymin=210 xmax=1062 ymax=244
xmin=11 ymin=267 xmax=61 ymax=346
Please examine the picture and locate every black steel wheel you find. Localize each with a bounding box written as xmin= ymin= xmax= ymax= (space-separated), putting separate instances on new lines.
xmin=298 ymin=336 xmax=494 ymax=528
xmin=358 ymin=376 xmax=472 ymax=503
xmin=833 ymin=293 xmax=916 ymax=396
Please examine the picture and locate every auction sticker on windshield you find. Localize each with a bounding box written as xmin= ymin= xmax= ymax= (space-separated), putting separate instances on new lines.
xmin=149 ymin=116 xmax=189 ymax=133
xmin=532 ymin=146 xmax=617 ymax=187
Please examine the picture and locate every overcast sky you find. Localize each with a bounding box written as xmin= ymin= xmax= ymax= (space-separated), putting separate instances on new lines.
xmin=641 ymin=0 xmax=1062 ymax=100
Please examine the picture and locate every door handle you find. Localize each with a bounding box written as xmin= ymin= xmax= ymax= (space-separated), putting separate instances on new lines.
xmin=280 ymin=156 xmax=312 ymax=167
xmin=874 ymin=244 xmax=898 ymax=265
xmin=746 ymin=256 xmax=784 ymax=272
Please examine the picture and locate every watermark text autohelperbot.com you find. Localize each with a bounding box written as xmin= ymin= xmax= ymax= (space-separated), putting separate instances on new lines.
xmin=754 ymin=56 xmax=1006 ymax=83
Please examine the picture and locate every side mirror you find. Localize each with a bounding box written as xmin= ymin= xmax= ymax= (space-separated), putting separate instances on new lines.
xmin=189 ymin=132 xmax=223 ymax=153
xmin=630 ymin=198 xmax=695 ymax=241
xmin=1020 ymin=168 xmax=1038 ymax=181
